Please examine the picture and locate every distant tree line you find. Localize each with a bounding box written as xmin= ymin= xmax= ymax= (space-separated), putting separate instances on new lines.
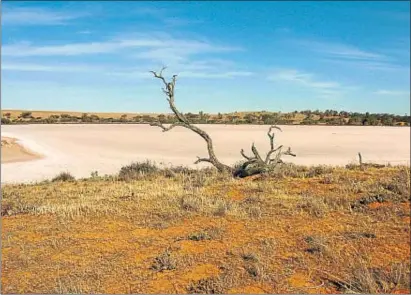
xmin=1 ymin=109 xmax=410 ymax=126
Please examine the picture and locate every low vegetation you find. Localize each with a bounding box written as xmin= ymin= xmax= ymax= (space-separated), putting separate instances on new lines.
xmin=51 ymin=172 xmax=76 ymax=183
xmin=1 ymin=109 xmax=410 ymax=126
xmin=1 ymin=163 xmax=410 ymax=293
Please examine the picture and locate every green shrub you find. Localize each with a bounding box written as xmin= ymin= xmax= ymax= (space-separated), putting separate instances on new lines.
xmin=20 ymin=111 xmax=32 ymax=119
xmin=1 ymin=118 xmax=11 ymax=124
xmin=51 ymin=172 xmax=75 ymax=182
xmin=118 ymin=161 xmax=158 ymax=181
xmin=305 ymin=165 xmax=334 ymax=178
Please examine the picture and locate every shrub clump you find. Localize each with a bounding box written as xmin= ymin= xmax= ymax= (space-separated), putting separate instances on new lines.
xmin=150 ymin=251 xmax=176 ymax=272
xmin=51 ymin=172 xmax=75 ymax=182
xmin=118 ymin=161 xmax=158 ymax=181
xmin=187 ymin=277 xmax=224 ymax=294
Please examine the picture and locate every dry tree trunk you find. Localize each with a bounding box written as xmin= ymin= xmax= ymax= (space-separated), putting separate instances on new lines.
xmin=149 ymin=67 xmax=296 ymax=178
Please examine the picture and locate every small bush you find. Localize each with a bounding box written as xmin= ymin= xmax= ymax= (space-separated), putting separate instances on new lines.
xmin=90 ymin=171 xmax=99 ymax=178
xmin=163 ymin=165 xmax=194 ymax=178
xmin=1 ymin=201 xmax=14 ymax=216
xmin=265 ymin=163 xmax=308 ymax=179
xmin=187 ymin=227 xmax=223 ymax=241
xmin=247 ymin=205 xmax=262 ymax=218
xmin=213 ymin=199 xmax=233 ymax=217
xmin=245 ymin=263 xmax=263 ymax=279
xmin=187 ymin=277 xmax=224 ymax=294
xmin=180 ymin=195 xmax=202 ymax=212
xmin=297 ymin=196 xmax=327 ymax=218
xmin=382 ymin=167 xmax=410 ymax=201
xmin=306 ymin=165 xmax=334 ymax=178
xmin=329 ymin=262 xmax=410 ymax=293
xmin=150 ymin=251 xmax=176 ymax=272
xmin=187 ymin=231 xmax=212 ymax=241
xmin=241 ymin=252 xmax=259 ymax=262
xmin=1 ymin=118 xmax=11 ymax=124
xmin=118 ymin=161 xmax=158 ymax=181
xmin=345 ymin=163 xmax=359 ymax=170
xmin=20 ymin=111 xmax=32 ymax=119
xmin=304 ymin=235 xmax=330 ymax=256
xmin=51 ymin=172 xmax=75 ymax=182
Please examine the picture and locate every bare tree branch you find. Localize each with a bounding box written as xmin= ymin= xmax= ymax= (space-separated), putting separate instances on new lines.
xmin=267 ymin=125 xmax=282 ymax=150
xmin=251 ymin=143 xmax=264 ymax=163
xmin=194 ymin=157 xmax=213 ymax=164
xmin=240 ymin=149 xmax=253 ymax=160
xmin=283 ymin=147 xmax=296 ymax=157
xmin=149 ymin=67 xmax=296 ymax=177
xmin=150 ymin=68 xmax=232 ymax=173
xmin=265 ymin=145 xmax=284 ymax=164
xmin=149 ymin=122 xmax=186 ymax=132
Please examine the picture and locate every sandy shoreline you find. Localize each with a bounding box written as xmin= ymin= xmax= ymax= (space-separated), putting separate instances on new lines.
xmin=1 ymin=137 xmax=43 ymax=164
xmin=1 ymin=124 xmax=410 ymax=184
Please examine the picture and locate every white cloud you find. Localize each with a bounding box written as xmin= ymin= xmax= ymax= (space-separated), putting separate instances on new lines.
xmin=2 ymin=62 xmax=104 ymax=73
xmin=323 ymin=59 xmax=409 ymax=72
xmin=108 ymin=69 xmax=253 ymax=80
xmin=163 ymin=17 xmax=203 ymax=27
xmin=78 ymin=30 xmax=92 ymax=35
xmin=177 ymin=71 xmax=253 ymax=79
xmin=294 ymin=39 xmax=387 ymax=61
xmin=2 ymin=39 xmax=163 ymax=56
xmin=2 ymin=59 xmax=252 ymax=80
xmin=1 ymin=6 xmax=88 ymax=26
xmin=268 ymin=69 xmax=340 ymax=88
xmin=2 ymin=35 xmax=241 ymax=58
xmin=268 ymin=69 xmax=344 ymax=98
xmin=375 ymin=90 xmax=410 ymax=96
xmin=291 ymin=38 xmax=410 ymax=74
xmin=2 ymin=33 xmax=248 ymax=79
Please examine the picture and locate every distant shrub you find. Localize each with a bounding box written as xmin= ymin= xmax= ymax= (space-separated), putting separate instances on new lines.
xmin=305 ymin=165 xmax=334 ymax=178
xmin=1 ymin=201 xmax=14 ymax=216
xmin=90 ymin=171 xmax=99 ymax=178
xmin=259 ymin=163 xmax=308 ymax=179
xmin=1 ymin=118 xmax=11 ymax=124
xmin=162 ymin=165 xmax=196 ymax=178
xmin=20 ymin=111 xmax=32 ymax=119
xmin=51 ymin=172 xmax=75 ymax=182
xmin=118 ymin=161 xmax=158 ymax=181
xmin=45 ymin=117 xmax=58 ymax=124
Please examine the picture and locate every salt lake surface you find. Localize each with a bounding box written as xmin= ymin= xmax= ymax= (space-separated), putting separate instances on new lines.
xmin=2 ymin=124 xmax=410 ymax=184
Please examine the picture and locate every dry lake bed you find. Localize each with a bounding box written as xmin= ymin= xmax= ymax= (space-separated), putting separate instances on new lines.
xmin=1 ymin=124 xmax=410 ymax=184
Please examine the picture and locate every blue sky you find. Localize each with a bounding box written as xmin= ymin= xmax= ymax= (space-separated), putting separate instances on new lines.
xmin=1 ymin=1 xmax=410 ymax=114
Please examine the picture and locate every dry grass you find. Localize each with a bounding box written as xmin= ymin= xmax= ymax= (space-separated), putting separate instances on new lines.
xmin=1 ymin=164 xmax=410 ymax=293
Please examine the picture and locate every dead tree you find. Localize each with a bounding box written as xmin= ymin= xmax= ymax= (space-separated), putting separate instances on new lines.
xmin=149 ymin=67 xmax=296 ymax=178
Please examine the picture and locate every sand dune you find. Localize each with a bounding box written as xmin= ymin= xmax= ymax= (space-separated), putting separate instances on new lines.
xmin=1 ymin=124 xmax=410 ymax=184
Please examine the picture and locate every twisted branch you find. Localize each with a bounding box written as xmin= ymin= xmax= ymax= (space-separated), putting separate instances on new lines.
xmin=150 ymin=68 xmax=232 ymax=172
xmin=237 ymin=125 xmax=296 ymax=176
xmin=149 ymin=68 xmax=296 ymax=178
xmin=149 ymin=122 xmax=186 ymax=132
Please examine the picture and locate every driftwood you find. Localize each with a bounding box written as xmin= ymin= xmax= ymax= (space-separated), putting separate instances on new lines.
xmin=149 ymin=67 xmax=296 ymax=178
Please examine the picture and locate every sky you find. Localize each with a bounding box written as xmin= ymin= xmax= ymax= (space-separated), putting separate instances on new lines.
xmin=1 ymin=1 xmax=410 ymax=115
